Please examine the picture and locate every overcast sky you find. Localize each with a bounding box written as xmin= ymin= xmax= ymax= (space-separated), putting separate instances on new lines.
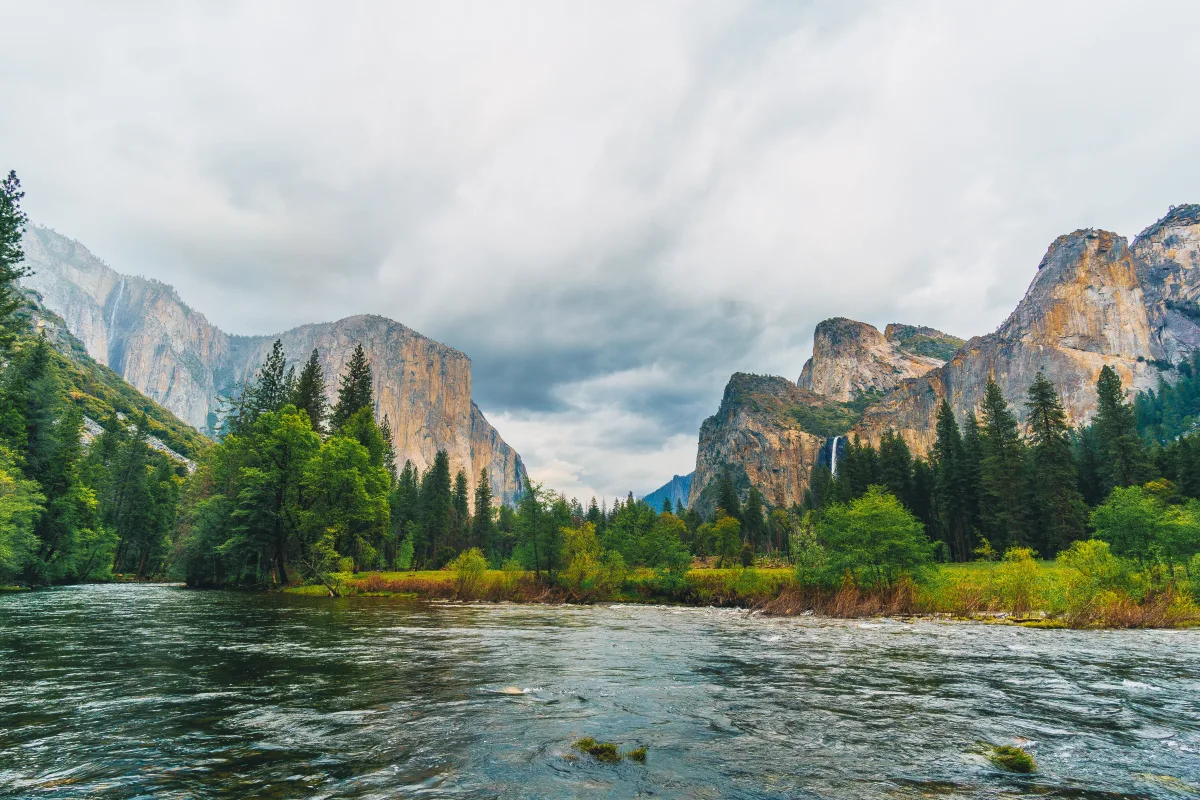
xmin=3 ymin=1 xmax=1199 ymax=502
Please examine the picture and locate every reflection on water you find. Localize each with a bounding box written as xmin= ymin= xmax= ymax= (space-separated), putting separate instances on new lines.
xmin=1 ymin=585 xmax=1199 ymax=798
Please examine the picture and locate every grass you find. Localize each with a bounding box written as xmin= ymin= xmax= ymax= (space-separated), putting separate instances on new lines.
xmin=280 ymin=558 xmax=1200 ymax=629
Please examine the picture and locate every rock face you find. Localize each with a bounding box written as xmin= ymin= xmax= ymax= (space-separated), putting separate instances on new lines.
xmin=642 ymin=473 xmax=693 ymax=511
xmin=22 ymin=226 xmax=528 ymax=506
xmin=797 ymin=317 xmax=958 ymax=401
xmin=853 ymin=209 xmax=1200 ymax=455
xmin=688 ymin=374 xmax=828 ymax=512
xmin=690 ymin=204 xmax=1200 ymax=510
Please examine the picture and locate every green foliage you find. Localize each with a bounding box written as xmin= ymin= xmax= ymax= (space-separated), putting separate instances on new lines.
xmin=887 ymin=325 xmax=965 ymax=361
xmin=450 ymin=547 xmax=488 ymax=599
xmin=1091 ymin=484 xmax=1200 ymax=564
xmin=290 ymin=349 xmax=327 ymax=433
xmin=0 ymin=446 xmax=43 ymax=582
xmin=561 ymin=522 xmax=627 ymax=599
xmin=0 ymin=170 xmax=31 ymax=350
xmin=1026 ymin=372 xmax=1088 ymax=554
xmin=993 ymin=547 xmax=1044 ymax=615
xmin=1135 ymin=351 xmax=1200 ymax=444
xmin=787 ymin=391 xmax=881 ymax=438
xmin=331 ymin=343 xmax=373 ymax=431
xmin=817 ymin=486 xmax=932 ymax=589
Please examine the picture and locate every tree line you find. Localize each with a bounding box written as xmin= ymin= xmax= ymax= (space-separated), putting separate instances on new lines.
xmin=0 ymin=171 xmax=184 ymax=585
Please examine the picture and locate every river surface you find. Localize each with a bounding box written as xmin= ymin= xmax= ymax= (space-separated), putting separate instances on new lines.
xmin=1 ymin=586 xmax=1199 ymax=799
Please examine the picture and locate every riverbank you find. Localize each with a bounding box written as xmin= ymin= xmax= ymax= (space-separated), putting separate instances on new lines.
xmin=283 ymin=559 xmax=1200 ymax=629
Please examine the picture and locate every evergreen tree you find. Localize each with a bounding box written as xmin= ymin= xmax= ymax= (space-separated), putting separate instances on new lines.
xmin=978 ymin=379 xmax=1028 ymax=551
xmin=380 ymin=415 xmax=397 ymax=482
xmin=1025 ymin=372 xmax=1088 ymax=554
xmin=250 ymin=340 xmax=293 ymax=415
xmin=331 ymin=344 xmax=373 ymax=431
xmin=878 ymin=430 xmax=914 ymax=509
xmin=932 ymin=400 xmax=970 ymax=560
xmin=960 ymin=412 xmax=985 ymax=539
xmin=1093 ymin=365 xmax=1149 ymax=492
xmin=471 ymin=468 xmax=495 ymax=553
xmin=420 ymin=451 xmax=452 ymax=567
xmin=743 ymin=486 xmax=765 ymax=551
xmin=291 ymin=349 xmax=327 ymax=433
xmin=452 ymin=469 xmax=470 ymax=549
xmin=715 ymin=469 xmax=741 ymax=521
xmin=0 ymin=171 xmax=31 ymax=350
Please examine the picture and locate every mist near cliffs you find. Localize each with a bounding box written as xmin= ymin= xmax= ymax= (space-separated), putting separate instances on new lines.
xmin=3 ymin=2 xmax=1200 ymax=500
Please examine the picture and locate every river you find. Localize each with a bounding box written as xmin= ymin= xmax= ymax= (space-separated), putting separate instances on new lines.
xmin=1 ymin=585 xmax=1198 ymax=798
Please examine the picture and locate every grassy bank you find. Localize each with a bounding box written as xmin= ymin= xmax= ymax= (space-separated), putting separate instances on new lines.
xmin=283 ymin=555 xmax=1200 ymax=629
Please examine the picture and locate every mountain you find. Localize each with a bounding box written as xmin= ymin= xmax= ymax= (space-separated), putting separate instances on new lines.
xmin=797 ymin=317 xmax=960 ymax=401
xmin=642 ymin=473 xmax=692 ymax=511
xmin=689 ymin=204 xmax=1200 ymax=511
xmin=853 ymin=207 xmax=1200 ymax=454
xmin=21 ymin=225 xmax=527 ymax=505
xmin=18 ymin=290 xmax=205 ymax=467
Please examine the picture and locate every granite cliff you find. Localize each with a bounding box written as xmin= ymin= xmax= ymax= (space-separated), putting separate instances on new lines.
xmin=797 ymin=318 xmax=960 ymax=401
xmin=853 ymin=207 xmax=1200 ymax=454
xmin=21 ymin=226 xmax=527 ymax=505
xmin=689 ymin=204 xmax=1200 ymax=511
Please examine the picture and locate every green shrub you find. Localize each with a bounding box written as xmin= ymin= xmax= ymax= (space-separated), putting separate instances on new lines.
xmin=625 ymin=746 xmax=647 ymax=763
xmin=450 ymin=548 xmax=488 ymax=599
xmin=817 ymin=486 xmax=932 ymax=589
xmin=993 ymin=547 xmax=1043 ymax=615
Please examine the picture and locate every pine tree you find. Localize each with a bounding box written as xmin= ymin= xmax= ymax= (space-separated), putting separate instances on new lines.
xmin=878 ymin=430 xmax=914 ymax=509
xmin=1093 ymin=365 xmax=1149 ymax=492
xmin=452 ymin=469 xmax=470 ymax=549
xmin=291 ymin=349 xmax=327 ymax=433
xmin=743 ymin=486 xmax=765 ymax=551
xmin=932 ymin=400 xmax=970 ymax=560
xmin=960 ymin=412 xmax=984 ymax=539
xmin=978 ymin=379 xmax=1028 ymax=551
xmin=380 ymin=415 xmax=397 ymax=482
xmin=331 ymin=344 xmax=373 ymax=431
xmin=1025 ymin=371 xmax=1088 ymax=555
xmin=471 ymin=468 xmax=495 ymax=553
xmin=251 ymin=340 xmax=293 ymax=415
xmin=0 ymin=171 xmax=31 ymax=350
xmin=420 ymin=451 xmax=452 ymax=567
xmin=715 ymin=470 xmax=741 ymax=521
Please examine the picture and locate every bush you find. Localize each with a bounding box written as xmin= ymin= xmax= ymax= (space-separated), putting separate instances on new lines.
xmin=739 ymin=542 xmax=754 ymax=567
xmin=992 ymin=547 xmax=1043 ymax=615
xmin=395 ymin=535 xmax=414 ymax=571
xmin=450 ymin=548 xmax=488 ymax=599
xmin=817 ymin=486 xmax=932 ymax=590
xmin=561 ymin=523 xmax=627 ymax=600
xmin=337 ymin=556 xmax=355 ymax=574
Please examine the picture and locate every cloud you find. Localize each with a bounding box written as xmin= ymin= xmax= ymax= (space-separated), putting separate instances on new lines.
xmin=2 ymin=0 xmax=1199 ymax=499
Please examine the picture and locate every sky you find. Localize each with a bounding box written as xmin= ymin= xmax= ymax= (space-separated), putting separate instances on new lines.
xmin=3 ymin=1 xmax=1200 ymax=503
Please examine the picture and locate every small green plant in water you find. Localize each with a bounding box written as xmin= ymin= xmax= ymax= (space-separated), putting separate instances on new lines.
xmin=572 ymin=737 xmax=622 ymax=763
xmin=989 ymin=744 xmax=1036 ymax=773
xmin=625 ymin=746 xmax=647 ymax=763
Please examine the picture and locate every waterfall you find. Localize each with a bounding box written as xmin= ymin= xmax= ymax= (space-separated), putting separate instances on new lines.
xmin=108 ymin=279 xmax=125 ymax=331
xmin=830 ymin=435 xmax=841 ymax=477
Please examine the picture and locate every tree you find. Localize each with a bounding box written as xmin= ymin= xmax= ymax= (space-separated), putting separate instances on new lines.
xmin=712 ymin=514 xmax=741 ymax=567
xmin=420 ymin=450 xmax=452 ymax=567
xmin=331 ymin=344 xmax=373 ymax=431
xmin=0 ymin=171 xmax=31 ymax=350
xmin=742 ymin=486 xmax=765 ymax=551
xmin=250 ymin=340 xmax=294 ymax=416
xmin=817 ymin=486 xmax=932 ymax=589
xmin=452 ymin=469 xmax=470 ymax=549
xmin=291 ymin=349 xmax=327 ymax=433
xmin=878 ymin=430 xmax=914 ymax=510
xmin=471 ymin=468 xmax=495 ymax=553
xmin=380 ymin=415 xmax=397 ymax=482
xmin=1091 ymin=485 xmax=1167 ymax=560
xmin=978 ymin=379 xmax=1028 ymax=551
xmin=1092 ymin=366 xmax=1149 ymax=492
xmin=715 ymin=469 xmax=741 ymax=521
xmin=0 ymin=446 xmax=44 ymax=583
xmin=1025 ymin=372 xmax=1087 ymax=555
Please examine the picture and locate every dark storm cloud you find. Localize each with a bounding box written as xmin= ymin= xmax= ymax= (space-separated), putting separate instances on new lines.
xmin=2 ymin=0 xmax=1200 ymax=498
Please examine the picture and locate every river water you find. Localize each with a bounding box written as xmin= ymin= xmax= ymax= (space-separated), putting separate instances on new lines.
xmin=1 ymin=586 xmax=1199 ymax=799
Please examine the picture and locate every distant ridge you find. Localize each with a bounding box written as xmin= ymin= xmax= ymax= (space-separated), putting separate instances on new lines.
xmin=642 ymin=473 xmax=693 ymax=511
